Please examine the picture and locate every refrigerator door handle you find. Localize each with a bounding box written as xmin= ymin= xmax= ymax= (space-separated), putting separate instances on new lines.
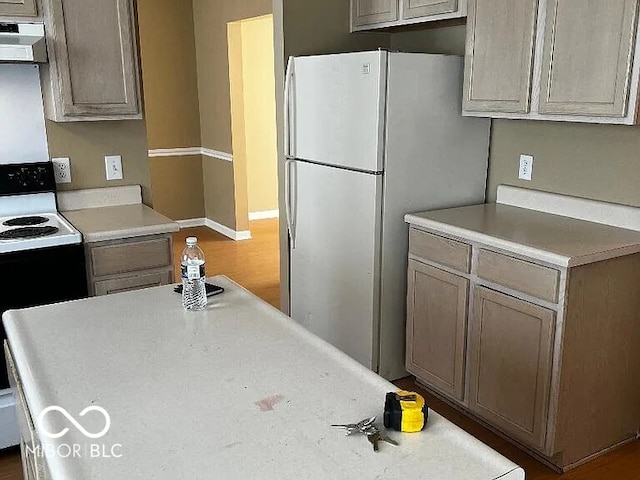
xmin=284 ymin=158 xmax=296 ymax=249
xmin=284 ymin=56 xmax=294 ymax=158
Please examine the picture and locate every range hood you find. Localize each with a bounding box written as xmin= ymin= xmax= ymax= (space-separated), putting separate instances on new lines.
xmin=0 ymin=23 xmax=46 ymax=63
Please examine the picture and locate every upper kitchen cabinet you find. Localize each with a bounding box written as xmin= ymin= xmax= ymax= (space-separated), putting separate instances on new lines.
xmin=463 ymin=0 xmax=640 ymax=124
xmin=539 ymin=0 xmax=638 ymax=117
xmin=40 ymin=0 xmax=142 ymax=122
xmin=0 ymin=0 xmax=37 ymax=17
xmin=351 ymin=0 xmax=399 ymax=28
xmin=463 ymin=0 xmax=538 ymax=113
xmin=350 ymin=0 xmax=466 ymax=31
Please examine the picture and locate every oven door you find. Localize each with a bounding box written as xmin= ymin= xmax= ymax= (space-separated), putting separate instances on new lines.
xmin=0 ymin=243 xmax=87 ymax=388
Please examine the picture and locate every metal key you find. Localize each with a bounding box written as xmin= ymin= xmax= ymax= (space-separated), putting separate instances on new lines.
xmin=378 ymin=432 xmax=399 ymax=447
xmin=366 ymin=430 xmax=380 ymax=451
xmin=331 ymin=416 xmax=376 ymax=436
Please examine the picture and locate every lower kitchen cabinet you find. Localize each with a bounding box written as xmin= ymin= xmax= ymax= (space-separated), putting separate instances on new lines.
xmin=406 ymin=260 xmax=468 ymax=401
xmin=405 ymin=215 xmax=640 ymax=471
xmin=468 ymin=286 xmax=554 ymax=451
xmin=85 ymin=233 xmax=174 ymax=296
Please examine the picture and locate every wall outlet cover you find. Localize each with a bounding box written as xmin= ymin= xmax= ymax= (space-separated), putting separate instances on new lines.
xmin=105 ymin=155 xmax=123 ymax=181
xmin=519 ymin=154 xmax=534 ymax=181
xmin=52 ymin=157 xmax=71 ymax=184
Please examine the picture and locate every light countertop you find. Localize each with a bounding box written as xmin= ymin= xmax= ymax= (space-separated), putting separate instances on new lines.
xmin=406 ymin=203 xmax=640 ymax=267
xmin=62 ymin=203 xmax=179 ymax=243
xmin=3 ymin=276 xmax=524 ymax=480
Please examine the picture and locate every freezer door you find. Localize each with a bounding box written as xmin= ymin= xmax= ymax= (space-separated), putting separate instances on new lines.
xmin=288 ymin=51 xmax=386 ymax=172
xmin=289 ymin=160 xmax=382 ymax=370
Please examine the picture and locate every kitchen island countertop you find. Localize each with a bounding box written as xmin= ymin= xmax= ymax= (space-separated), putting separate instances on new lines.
xmin=3 ymin=276 xmax=524 ymax=480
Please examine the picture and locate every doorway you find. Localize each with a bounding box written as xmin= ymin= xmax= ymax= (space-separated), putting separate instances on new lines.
xmin=228 ymin=15 xmax=279 ymax=227
xmin=227 ymin=14 xmax=280 ymax=305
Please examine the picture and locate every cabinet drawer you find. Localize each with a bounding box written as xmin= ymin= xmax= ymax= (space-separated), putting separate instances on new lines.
xmin=90 ymin=237 xmax=172 ymax=277
xmin=409 ymin=228 xmax=471 ymax=273
xmin=477 ymin=249 xmax=559 ymax=302
xmin=93 ymin=270 xmax=172 ymax=296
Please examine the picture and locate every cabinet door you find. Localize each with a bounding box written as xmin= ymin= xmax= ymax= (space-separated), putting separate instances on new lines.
xmin=0 ymin=0 xmax=37 ymax=16
xmin=406 ymin=261 xmax=468 ymax=402
xmin=351 ymin=0 xmax=399 ymax=28
xmin=402 ymin=0 xmax=457 ymax=19
xmin=539 ymin=0 xmax=639 ymax=117
xmin=463 ymin=0 xmax=539 ymax=113
xmin=46 ymin=0 xmax=141 ymax=119
xmin=93 ymin=271 xmax=171 ymax=296
xmin=469 ymin=287 xmax=554 ymax=450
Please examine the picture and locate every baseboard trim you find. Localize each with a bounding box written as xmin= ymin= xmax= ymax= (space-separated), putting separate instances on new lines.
xmin=249 ymin=210 xmax=279 ymax=220
xmin=176 ymin=218 xmax=251 ymax=241
xmin=204 ymin=218 xmax=251 ymax=241
xmin=148 ymin=147 xmax=233 ymax=163
xmin=176 ymin=218 xmax=206 ymax=228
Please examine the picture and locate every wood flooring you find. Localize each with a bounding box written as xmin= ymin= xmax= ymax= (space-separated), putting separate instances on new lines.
xmin=1 ymin=218 xmax=639 ymax=478
xmin=172 ymin=219 xmax=281 ymax=309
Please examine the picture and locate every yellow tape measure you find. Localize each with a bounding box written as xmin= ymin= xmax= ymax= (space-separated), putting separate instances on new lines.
xmin=383 ymin=390 xmax=428 ymax=433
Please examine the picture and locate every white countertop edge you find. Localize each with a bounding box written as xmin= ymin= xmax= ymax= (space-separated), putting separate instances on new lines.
xmin=405 ymin=214 xmax=640 ymax=267
xmin=405 ymin=214 xmax=572 ymax=267
xmin=81 ymin=222 xmax=180 ymax=243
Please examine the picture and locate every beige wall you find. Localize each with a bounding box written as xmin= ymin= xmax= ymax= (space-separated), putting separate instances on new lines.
xmin=47 ymin=120 xmax=152 ymax=203
xmin=149 ymin=155 xmax=205 ymax=219
xmin=203 ymin=158 xmax=237 ymax=228
xmin=390 ymin=24 xmax=465 ymax=55
xmin=193 ymin=0 xmax=272 ymax=230
xmin=193 ymin=0 xmax=273 ymax=153
xmin=137 ymin=0 xmax=206 ymax=220
xmin=241 ymin=16 xmax=279 ymax=214
xmin=389 ymin=23 xmax=640 ymax=208
xmin=282 ymin=0 xmax=390 ymax=57
xmin=487 ymin=120 xmax=640 ymax=206
xmin=137 ymin=0 xmax=201 ymax=150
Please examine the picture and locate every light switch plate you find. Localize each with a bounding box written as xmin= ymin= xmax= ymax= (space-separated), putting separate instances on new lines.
xmin=519 ymin=154 xmax=534 ymax=181
xmin=105 ymin=155 xmax=123 ymax=181
xmin=52 ymin=157 xmax=71 ymax=184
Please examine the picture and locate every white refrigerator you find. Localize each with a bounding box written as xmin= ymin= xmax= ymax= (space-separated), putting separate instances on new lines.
xmin=284 ymin=50 xmax=490 ymax=380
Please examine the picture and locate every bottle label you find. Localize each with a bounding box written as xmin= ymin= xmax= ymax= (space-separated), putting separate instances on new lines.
xmin=181 ymin=263 xmax=205 ymax=280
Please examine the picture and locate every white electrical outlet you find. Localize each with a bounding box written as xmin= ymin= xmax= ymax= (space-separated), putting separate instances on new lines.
xmin=518 ymin=154 xmax=534 ymax=181
xmin=52 ymin=157 xmax=71 ymax=184
xmin=105 ymin=155 xmax=123 ymax=181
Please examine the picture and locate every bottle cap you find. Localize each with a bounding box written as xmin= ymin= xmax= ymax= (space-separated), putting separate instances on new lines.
xmin=186 ymin=236 xmax=198 ymax=245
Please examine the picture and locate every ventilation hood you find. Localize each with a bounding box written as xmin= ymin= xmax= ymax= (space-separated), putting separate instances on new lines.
xmin=0 ymin=23 xmax=46 ymax=63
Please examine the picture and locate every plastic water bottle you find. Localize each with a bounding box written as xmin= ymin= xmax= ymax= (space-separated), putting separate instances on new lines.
xmin=181 ymin=236 xmax=207 ymax=311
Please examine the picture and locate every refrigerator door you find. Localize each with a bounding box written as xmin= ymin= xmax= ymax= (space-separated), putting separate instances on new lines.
xmin=288 ymin=51 xmax=387 ymax=172
xmin=289 ymin=160 xmax=383 ymax=370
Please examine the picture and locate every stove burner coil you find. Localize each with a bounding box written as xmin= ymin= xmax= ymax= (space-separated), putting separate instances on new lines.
xmin=2 ymin=216 xmax=48 ymax=227
xmin=0 ymin=226 xmax=59 ymax=239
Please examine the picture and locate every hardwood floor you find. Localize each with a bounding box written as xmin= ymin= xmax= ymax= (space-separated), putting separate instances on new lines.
xmin=2 ymin=218 xmax=639 ymax=478
xmin=173 ymin=219 xmax=281 ymax=309
xmin=395 ymin=377 xmax=640 ymax=480
xmin=0 ymin=447 xmax=21 ymax=480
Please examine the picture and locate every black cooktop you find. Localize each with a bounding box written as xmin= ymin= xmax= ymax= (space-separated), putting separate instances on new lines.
xmin=2 ymin=215 xmax=48 ymax=227
xmin=0 ymin=226 xmax=59 ymax=239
